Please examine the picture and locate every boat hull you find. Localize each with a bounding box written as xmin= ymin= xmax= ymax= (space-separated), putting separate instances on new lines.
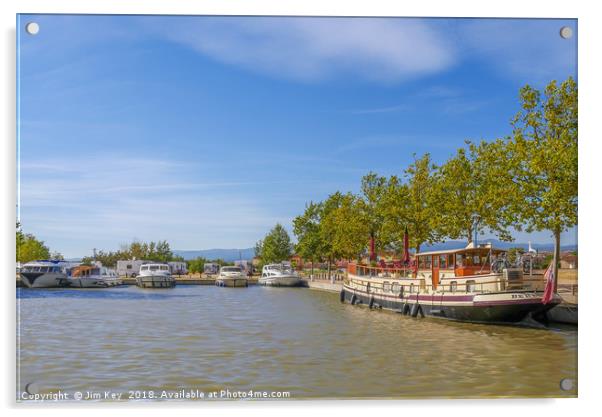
xmin=258 ymin=275 xmax=302 ymax=287
xmin=136 ymin=275 xmax=175 ymax=288
xmin=69 ymin=277 xmax=123 ymax=288
xmin=20 ymin=272 xmax=70 ymax=288
xmin=216 ymin=277 xmax=248 ymax=287
xmin=341 ymin=284 xmax=560 ymax=324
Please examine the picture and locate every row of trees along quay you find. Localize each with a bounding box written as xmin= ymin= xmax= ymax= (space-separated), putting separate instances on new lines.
xmin=285 ymin=78 xmax=577 ymax=284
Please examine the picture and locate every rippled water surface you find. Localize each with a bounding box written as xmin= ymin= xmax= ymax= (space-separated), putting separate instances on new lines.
xmin=17 ymin=285 xmax=577 ymax=400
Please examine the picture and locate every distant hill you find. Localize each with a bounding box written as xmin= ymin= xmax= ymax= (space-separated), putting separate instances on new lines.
xmin=173 ymin=248 xmax=255 ymax=261
xmin=421 ymin=239 xmax=577 ymax=253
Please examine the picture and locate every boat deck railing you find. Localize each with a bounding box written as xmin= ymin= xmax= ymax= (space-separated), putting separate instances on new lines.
xmin=347 ymin=264 xmax=547 ymax=295
xmin=348 ymin=263 xmax=413 ymax=279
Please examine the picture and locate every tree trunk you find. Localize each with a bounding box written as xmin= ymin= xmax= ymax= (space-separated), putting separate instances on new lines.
xmin=553 ymin=228 xmax=561 ymax=292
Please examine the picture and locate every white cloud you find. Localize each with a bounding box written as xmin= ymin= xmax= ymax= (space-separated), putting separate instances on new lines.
xmin=150 ymin=17 xmax=457 ymax=82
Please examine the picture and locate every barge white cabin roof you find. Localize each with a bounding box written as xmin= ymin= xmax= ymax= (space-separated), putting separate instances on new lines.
xmin=415 ymin=242 xmax=506 ymax=257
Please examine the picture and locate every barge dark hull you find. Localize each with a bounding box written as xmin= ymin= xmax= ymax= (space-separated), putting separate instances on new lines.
xmin=341 ymin=287 xmax=557 ymax=324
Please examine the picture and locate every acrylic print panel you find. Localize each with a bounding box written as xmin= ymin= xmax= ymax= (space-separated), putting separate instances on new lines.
xmin=16 ymin=14 xmax=578 ymax=402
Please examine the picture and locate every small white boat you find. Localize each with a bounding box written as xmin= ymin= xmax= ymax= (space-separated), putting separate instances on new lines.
xmin=259 ymin=263 xmax=303 ymax=287
xmin=136 ymin=263 xmax=175 ymax=288
xmin=69 ymin=264 xmax=122 ymax=288
xmin=19 ymin=260 xmax=71 ymax=288
xmin=216 ymin=266 xmax=248 ymax=287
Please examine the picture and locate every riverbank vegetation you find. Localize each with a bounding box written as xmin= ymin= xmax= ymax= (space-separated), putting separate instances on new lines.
xmin=80 ymin=240 xmax=184 ymax=267
xmin=291 ymin=78 xmax=577 ymax=278
xmin=16 ymin=222 xmax=63 ymax=263
xmin=255 ymin=223 xmax=293 ymax=266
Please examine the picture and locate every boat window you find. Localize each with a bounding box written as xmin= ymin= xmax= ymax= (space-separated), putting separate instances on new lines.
xmin=450 ymin=281 xmax=457 ymax=292
xmin=439 ymin=255 xmax=447 ymax=269
xmin=466 ymin=280 xmax=476 ymax=293
xmin=456 ymin=254 xmax=464 ymax=267
xmin=409 ymin=283 xmax=415 ymax=293
xmin=425 ymin=257 xmax=432 ymax=268
xmin=383 ymin=282 xmax=391 ymax=292
xmin=160 ymin=265 xmax=169 ymax=270
xmin=391 ymin=282 xmax=400 ymax=293
xmin=127 ymin=264 xmax=132 ymax=269
xmin=433 ymin=256 xmax=439 ymax=268
xmin=418 ymin=257 xmax=425 ymax=268
xmin=473 ymin=255 xmax=481 ymax=265
xmin=448 ymin=254 xmax=454 ymax=268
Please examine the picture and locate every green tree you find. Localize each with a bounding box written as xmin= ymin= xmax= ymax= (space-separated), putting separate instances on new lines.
xmin=292 ymin=201 xmax=325 ymax=276
xmin=188 ymin=257 xmax=207 ymax=275
xmin=381 ymin=154 xmax=442 ymax=253
xmin=433 ymin=139 xmax=517 ymax=244
xmin=17 ymin=225 xmax=52 ymax=263
xmin=359 ymin=172 xmax=387 ymax=260
xmin=320 ymin=192 xmax=370 ymax=276
xmin=510 ymin=77 xmax=578 ymax=287
xmin=256 ymin=224 xmax=293 ymax=264
xmin=154 ymin=240 xmax=173 ymax=262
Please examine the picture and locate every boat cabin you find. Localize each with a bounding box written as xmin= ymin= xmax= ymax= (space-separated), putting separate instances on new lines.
xmin=71 ymin=265 xmax=100 ymax=277
xmin=415 ymin=243 xmax=506 ymax=289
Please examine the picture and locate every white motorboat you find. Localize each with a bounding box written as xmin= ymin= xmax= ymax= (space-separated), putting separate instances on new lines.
xmin=259 ymin=263 xmax=303 ymax=287
xmin=69 ymin=264 xmax=122 ymax=288
xmin=136 ymin=263 xmax=176 ymax=288
xmin=19 ymin=260 xmax=71 ymax=288
xmin=216 ymin=266 xmax=248 ymax=287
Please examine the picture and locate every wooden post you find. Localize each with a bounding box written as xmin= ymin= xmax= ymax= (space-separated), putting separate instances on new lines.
xmin=553 ymin=229 xmax=561 ymax=293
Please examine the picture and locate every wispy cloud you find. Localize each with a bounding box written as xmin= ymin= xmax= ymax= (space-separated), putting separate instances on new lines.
xmin=145 ymin=17 xmax=457 ymax=83
xmin=348 ymin=104 xmax=410 ymax=115
xmin=458 ymin=19 xmax=577 ymax=84
xmin=18 ymin=154 xmax=310 ymax=256
xmin=336 ymin=135 xmax=459 ymax=153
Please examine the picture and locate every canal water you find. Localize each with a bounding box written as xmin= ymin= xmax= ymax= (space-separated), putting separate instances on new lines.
xmin=17 ymin=285 xmax=577 ymax=400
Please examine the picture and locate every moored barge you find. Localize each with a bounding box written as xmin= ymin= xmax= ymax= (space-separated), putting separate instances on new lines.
xmin=342 ymin=243 xmax=560 ymax=324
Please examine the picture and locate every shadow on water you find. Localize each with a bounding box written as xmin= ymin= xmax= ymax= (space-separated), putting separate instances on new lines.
xmin=16 ymin=286 xmax=197 ymax=300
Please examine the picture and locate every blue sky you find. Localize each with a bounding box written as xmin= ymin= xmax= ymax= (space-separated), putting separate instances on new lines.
xmin=17 ymin=15 xmax=578 ymax=258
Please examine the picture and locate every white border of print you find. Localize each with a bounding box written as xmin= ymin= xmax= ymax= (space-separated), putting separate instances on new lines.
xmin=1 ymin=1 xmax=599 ymax=417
